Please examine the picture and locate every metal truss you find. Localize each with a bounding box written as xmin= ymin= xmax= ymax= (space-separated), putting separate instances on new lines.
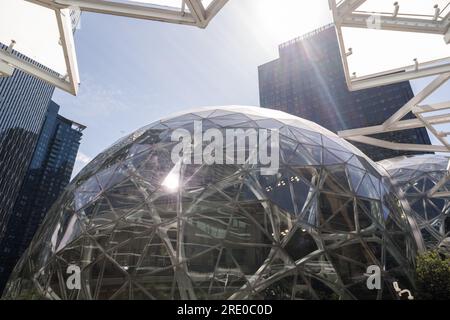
xmin=330 ymin=0 xmax=450 ymax=90
xmin=1 ymin=0 xmax=228 ymax=95
xmin=379 ymin=155 xmax=450 ymax=248
xmin=0 ymin=5 xmax=79 ymax=94
xmin=330 ymin=0 xmax=450 ymax=154
xmin=29 ymin=0 xmax=229 ymax=28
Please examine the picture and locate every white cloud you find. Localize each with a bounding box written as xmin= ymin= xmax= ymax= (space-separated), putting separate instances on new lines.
xmin=71 ymin=151 xmax=92 ymax=179
xmin=76 ymin=151 xmax=92 ymax=165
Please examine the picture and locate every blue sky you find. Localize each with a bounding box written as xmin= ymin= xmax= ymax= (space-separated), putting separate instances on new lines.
xmin=52 ymin=0 xmax=450 ymax=176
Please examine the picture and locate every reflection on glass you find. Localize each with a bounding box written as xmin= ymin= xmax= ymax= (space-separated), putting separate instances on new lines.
xmin=379 ymin=154 xmax=450 ymax=249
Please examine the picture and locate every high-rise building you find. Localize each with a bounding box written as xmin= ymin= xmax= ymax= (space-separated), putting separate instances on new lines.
xmin=0 ymin=100 xmax=84 ymax=292
xmin=0 ymin=45 xmax=56 ymax=241
xmin=258 ymin=24 xmax=431 ymax=161
xmin=0 ymin=12 xmax=82 ymax=292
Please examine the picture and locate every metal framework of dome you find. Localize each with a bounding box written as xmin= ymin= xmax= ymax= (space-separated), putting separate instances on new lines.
xmin=379 ymin=154 xmax=450 ymax=249
xmin=329 ymin=0 xmax=450 ymax=155
xmin=3 ymin=106 xmax=420 ymax=300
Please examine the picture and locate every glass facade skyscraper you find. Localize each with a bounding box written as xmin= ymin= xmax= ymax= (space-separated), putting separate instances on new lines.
xmin=0 ymin=12 xmax=82 ymax=293
xmin=258 ymin=24 xmax=431 ymax=161
xmin=0 ymin=100 xmax=84 ymax=293
xmin=0 ymin=44 xmax=55 ymax=242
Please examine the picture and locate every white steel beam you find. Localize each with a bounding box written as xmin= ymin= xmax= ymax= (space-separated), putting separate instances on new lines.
xmin=28 ymin=0 xmax=229 ymax=28
xmin=431 ymin=191 xmax=450 ymax=198
xmin=339 ymin=113 xmax=450 ymax=138
xmin=56 ymin=0 xmax=197 ymax=25
xmin=415 ymin=111 xmax=450 ymax=149
xmin=346 ymin=135 xmax=449 ymax=153
xmin=14 ymin=0 xmax=228 ymax=96
xmin=340 ymin=14 xmax=447 ymax=35
xmin=413 ymin=102 xmax=450 ymax=114
xmin=348 ymin=62 xmax=450 ymax=91
xmin=0 ymin=6 xmax=79 ymax=95
xmin=0 ymin=50 xmax=75 ymax=94
xmin=330 ymin=0 xmax=450 ymax=91
xmin=384 ymin=72 xmax=450 ymax=128
xmin=56 ymin=7 xmax=80 ymax=95
xmin=427 ymin=168 xmax=450 ymax=198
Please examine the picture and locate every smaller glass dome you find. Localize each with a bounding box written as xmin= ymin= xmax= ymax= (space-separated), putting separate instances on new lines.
xmin=378 ymin=154 xmax=450 ymax=248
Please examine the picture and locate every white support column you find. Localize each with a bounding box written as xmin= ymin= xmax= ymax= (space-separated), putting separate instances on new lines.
xmin=339 ymin=112 xmax=450 ymax=137
xmin=56 ymin=7 xmax=80 ymax=95
xmin=340 ymin=14 xmax=446 ymax=35
xmin=204 ymin=0 xmax=229 ymax=26
xmin=384 ymin=73 xmax=450 ymax=129
xmin=413 ymin=102 xmax=450 ymax=114
xmin=346 ymin=135 xmax=449 ymax=153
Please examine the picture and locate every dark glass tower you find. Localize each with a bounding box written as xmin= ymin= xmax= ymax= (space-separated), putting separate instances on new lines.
xmin=0 ymin=100 xmax=84 ymax=292
xmin=258 ymin=24 xmax=431 ymax=161
xmin=0 ymin=44 xmax=55 ymax=241
xmin=0 ymin=14 xmax=82 ymax=292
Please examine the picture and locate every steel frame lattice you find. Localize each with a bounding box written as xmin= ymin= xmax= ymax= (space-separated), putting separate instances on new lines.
xmin=3 ymin=106 xmax=421 ymax=300
xmin=379 ymin=154 xmax=450 ymax=249
xmin=0 ymin=0 xmax=228 ymax=95
xmin=329 ymin=0 xmax=450 ymax=154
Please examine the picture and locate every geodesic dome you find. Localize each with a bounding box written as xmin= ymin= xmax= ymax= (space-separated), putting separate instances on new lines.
xmin=379 ymin=155 xmax=450 ymax=249
xmin=4 ymin=106 xmax=420 ymax=300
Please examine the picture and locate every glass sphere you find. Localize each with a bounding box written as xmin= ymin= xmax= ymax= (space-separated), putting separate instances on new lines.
xmin=379 ymin=154 xmax=450 ymax=249
xmin=4 ymin=106 xmax=419 ymax=300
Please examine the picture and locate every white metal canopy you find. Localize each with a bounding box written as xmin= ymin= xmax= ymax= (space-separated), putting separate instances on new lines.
xmin=0 ymin=0 xmax=228 ymax=95
xmin=330 ymin=0 xmax=450 ymax=91
xmin=329 ymin=0 xmax=450 ymax=155
xmin=0 ymin=0 xmax=79 ymax=94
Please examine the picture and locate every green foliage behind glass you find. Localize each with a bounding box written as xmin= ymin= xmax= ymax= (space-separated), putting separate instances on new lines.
xmin=415 ymin=250 xmax=450 ymax=300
